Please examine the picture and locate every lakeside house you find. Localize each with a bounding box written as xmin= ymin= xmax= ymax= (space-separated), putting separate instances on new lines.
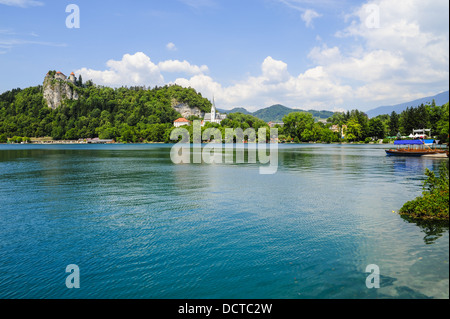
xmin=86 ymin=138 xmax=114 ymax=144
xmin=409 ymin=128 xmax=431 ymax=139
xmin=174 ymin=118 xmax=191 ymax=128
xmin=268 ymin=122 xmax=284 ymax=128
xmin=331 ymin=125 xmax=347 ymax=138
xmin=24 ymin=138 xmax=114 ymax=144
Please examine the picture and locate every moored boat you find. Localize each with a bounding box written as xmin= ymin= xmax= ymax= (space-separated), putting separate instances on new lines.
xmin=385 ymin=139 xmax=448 ymax=157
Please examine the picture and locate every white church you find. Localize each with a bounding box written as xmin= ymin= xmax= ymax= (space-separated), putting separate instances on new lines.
xmin=203 ymin=98 xmax=227 ymax=126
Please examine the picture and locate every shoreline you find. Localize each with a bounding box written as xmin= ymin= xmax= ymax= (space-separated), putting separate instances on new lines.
xmin=1 ymin=141 xmax=390 ymax=145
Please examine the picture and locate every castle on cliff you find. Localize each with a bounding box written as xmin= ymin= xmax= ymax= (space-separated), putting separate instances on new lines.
xmin=52 ymin=71 xmax=77 ymax=83
xmin=43 ymin=71 xmax=79 ymax=109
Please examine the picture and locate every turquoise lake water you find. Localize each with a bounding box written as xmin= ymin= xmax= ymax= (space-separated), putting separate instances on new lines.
xmin=0 ymin=144 xmax=448 ymax=299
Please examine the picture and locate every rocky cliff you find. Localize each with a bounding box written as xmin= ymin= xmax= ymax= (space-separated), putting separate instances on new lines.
xmin=43 ymin=71 xmax=79 ymax=109
xmin=171 ymin=99 xmax=204 ymax=118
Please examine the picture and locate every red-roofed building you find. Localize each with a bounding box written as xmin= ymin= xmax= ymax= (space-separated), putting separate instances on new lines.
xmin=55 ymin=71 xmax=67 ymax=80
xmin=68 ymin=72 xmax=76 ymax=83
xmin=174 ymin=118 xmax=191 ymax=128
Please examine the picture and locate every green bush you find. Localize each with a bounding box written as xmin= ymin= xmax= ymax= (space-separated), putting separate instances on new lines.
xmin=9 ymin=136 xmax=23 ymax=143
xmin=399 ymin=163 xmax=449 ymax=220
xmin=0 ymin=133 xmax=7 ymax=143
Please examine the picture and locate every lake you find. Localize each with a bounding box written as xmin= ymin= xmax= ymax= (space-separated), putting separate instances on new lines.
xmin=0 ymin=144 xmax=448 ymax=299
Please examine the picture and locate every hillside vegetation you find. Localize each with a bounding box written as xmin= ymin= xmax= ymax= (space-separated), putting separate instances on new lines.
xmin=0 ymin=76 xmax=448 ymax=144
xmin=0 ymin=81 xmax=211 ymax=143
xmin=223 ymin=104 xmax=334 ymax=122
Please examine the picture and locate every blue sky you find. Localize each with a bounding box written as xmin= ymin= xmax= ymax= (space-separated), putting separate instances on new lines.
xmin=0 ymin=0 xmax=448 ymax=111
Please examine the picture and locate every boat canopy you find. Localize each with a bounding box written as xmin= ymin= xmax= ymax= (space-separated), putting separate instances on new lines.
xmin=394 ymin=139 xmax=435 ymax=145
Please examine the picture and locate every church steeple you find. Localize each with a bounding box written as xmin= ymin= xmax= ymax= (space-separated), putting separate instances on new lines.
xmin=211 ymin=96 xmax=216 ymax=120
xmin=202 ymin=95 xmax=226 ymax=126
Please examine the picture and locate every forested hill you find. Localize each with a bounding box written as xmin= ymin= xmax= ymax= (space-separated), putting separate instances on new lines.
xmin=220 ymin=104 xmax=334 ymax=122
xmin=366 ymin=91 xmax=449 ymax=118
xmin=0 ymin=82 xmax=212 ymax=142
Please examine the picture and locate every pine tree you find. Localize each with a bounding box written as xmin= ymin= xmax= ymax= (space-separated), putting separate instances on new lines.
xmin=389 ymin=111 xmax=399 ymax=136
xmin=77 ymin=74 xmax=83 ymax=87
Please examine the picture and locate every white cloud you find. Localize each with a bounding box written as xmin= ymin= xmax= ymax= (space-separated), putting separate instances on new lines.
xmin=309 ymin=45 xmax=405 ymax=82
xmin=74 ymin=0 xmax=449 ymax=111
xmin=277 ymin=0 xmax=322 ymax=28
xmin=166 ymin=42 xmax=177 ymax=51
xmin=76 ymin=52 xmax=210 ymax=87
xmin=0 ymin=38 xmax=66 ymax=53
xmin=0 ymin=0 xmax=43 ymax=7
xmin=173 ymin=0 xmax=448 ymax=110
xmin=76 ymin=52 xmax=164 ymax=87
xmin=0 ymin=28 xmax=15 ymax=35
xmin=310 ymin=0 xmax=449 ymax=107
xmin=173 ymin=57 xmax=352 ymax=111
xmin=261 ymin=56 xmax=290 ymax=83
xmin=301 ymin=9 xmax=322 ymax=28
xmin=158 ymin=60 xmax=208 ymax=75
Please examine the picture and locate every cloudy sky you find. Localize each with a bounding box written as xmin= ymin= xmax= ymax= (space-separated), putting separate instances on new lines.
xmin=0 ymin=0 xmax=448 ymax=111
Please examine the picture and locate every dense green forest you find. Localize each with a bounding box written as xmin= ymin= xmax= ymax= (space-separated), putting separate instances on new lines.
xmin=324 ymin=101 xmax=449 ymax=143
xmin=272 ymin=101 xmax=448 ymax=144
xmin=0 ymin=82 xmax=213 ymax=143
xmin=0 ymin=77 xmax=448 ymax=144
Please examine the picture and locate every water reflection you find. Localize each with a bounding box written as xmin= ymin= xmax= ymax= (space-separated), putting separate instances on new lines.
xmin=391 ymin=157 xmax=446 ymax=176
xmin=400 ymin=216 xmax=449 ymax=245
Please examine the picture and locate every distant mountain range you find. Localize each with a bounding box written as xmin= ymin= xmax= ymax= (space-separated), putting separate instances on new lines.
xmin=218 ymin=104 xmax=334 ymax=122
xmin=366 ymin=91 xmax=449 ymax=118
xmin=218 ymin=90 xmax=449 ymax=122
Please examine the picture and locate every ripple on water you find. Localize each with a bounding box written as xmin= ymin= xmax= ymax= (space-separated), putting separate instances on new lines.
xmin=0 ymin=144 xmax=448 ymax=299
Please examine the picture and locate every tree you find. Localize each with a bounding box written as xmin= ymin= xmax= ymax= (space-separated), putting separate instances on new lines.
xmin=400 ymin=107 xmax=416 ymax=135
xmin=389 ymin=111 xmax=400 ymax=136
xmin=346 ymin=118 xmax=362 ymax=141
xmin=436 ymin=103 xmax=449 ymax=143
xmin=77 ymin=74 xmax=83 ymax=87
xmin=369 ymin=118 xmax=385 ymax=140
xmin=301 ymin=129 xmax=314 ymax=142
xmin=282 ymin=112 xmax=315 ymax=141
xmin=353 ymin=110 xmax=370 ymax=140
xmin=64 ymin=128 xmax=78 ymax=140
xmin=416 ymin=103 xmax=430 ymax=129
xmin=319 ymin=128 xmax=336 ymax=143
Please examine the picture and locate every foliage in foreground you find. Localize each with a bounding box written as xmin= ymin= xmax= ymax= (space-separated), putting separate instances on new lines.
xmin=399 ymin=162 xmax=449 ymax=221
